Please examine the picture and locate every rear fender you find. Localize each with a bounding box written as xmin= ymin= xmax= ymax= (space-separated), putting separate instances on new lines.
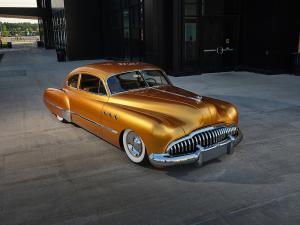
xmin=43 ymin=88 xmax=71 ymax=122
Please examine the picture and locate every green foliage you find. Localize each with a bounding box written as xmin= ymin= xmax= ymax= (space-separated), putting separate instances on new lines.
xmin=2 ymin=24 xmax=9 ymax=36
xmin=0 ymin=22 xmax=39 ymax=37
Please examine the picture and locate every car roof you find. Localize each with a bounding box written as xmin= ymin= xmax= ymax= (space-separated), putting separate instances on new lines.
xmin=68 ymin=61 xmax=162 ymax=80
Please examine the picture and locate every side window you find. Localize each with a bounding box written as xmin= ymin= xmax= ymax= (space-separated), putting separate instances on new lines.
xmin=68 ymin=74 xmax=79 ymax=88
xmin=79 ymin=74 xmax=107 ymax=95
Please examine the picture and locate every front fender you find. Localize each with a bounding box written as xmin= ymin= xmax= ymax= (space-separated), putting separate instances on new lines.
xmin=102 ymin=103 xmax=185 ymax=155
xmin=206 ymin=97 xmax=239 ymax=125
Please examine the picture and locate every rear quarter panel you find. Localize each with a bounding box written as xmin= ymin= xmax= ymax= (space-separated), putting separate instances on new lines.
xmin=43 ymin=88 xmax=70 ymax=120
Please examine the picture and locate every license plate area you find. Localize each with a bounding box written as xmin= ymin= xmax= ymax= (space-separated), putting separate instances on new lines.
xmin=197 ymin=140 xmax=230 ymax=163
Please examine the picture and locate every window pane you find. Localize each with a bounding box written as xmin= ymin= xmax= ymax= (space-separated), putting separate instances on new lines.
xmin=80 ymin=74 xmax=105 ymax=95
xmin=185 ymin=4 xmax=197 ymax=16
xmin=68 ymin=75 xmax=79 ymax=88
xmin=141 ymin=70 xmax=169 ymax=87
xmin=185 ymin=23 xmax=197 ymax=42
xmin=184 ymin=0 xmax=197 ymax=16
xmin=185 ymin=23 xmax=198 ymax=63
xmin=107 ymin=71 xmax=147 ymax=94
xmin=123 ymin=10 xmax=130 ymax=39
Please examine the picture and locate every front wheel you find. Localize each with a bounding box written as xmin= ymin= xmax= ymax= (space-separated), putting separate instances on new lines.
xmin=122 ymin=129 xmax=147 ymax=164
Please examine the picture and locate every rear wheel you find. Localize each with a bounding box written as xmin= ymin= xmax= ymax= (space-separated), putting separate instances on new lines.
xmin=123 ymin=129 xmax=146 ymax=164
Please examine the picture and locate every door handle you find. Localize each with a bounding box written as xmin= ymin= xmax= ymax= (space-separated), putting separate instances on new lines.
xmin=203 ymin=47 xmax=234 ymax=54
xmin=203 ymin=49 xmax=217 ymax=53
xmin=203 ymin=47 xmax=223 ymax=54
xmin=216 ymin=47 xmax=224 ymax=55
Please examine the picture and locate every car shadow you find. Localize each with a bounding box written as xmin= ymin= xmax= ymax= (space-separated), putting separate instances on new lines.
xmin=161 ymin=158 xmax=222 ymax=176
xmin=157 ymin=156 xmax=283 ymax=185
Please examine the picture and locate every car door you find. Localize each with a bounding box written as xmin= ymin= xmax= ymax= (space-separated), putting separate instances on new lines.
xmin=65 ymin=73 xmax=108 ymax=137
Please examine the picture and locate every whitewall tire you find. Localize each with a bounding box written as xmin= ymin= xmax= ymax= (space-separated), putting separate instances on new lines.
xmin=123 ymin=129 xmax=146 ymax=164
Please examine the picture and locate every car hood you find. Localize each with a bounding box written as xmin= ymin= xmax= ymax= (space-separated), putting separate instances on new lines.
xmin=109 ymin=85 xmax=238 ymax=134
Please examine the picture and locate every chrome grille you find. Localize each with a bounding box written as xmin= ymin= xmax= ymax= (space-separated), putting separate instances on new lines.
xmin=168 ymin=126 xmax=238 ymax=156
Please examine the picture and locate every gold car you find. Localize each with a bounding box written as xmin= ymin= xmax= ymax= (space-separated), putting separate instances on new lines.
xmin=44 ymin=62 xmax=242 ymax=167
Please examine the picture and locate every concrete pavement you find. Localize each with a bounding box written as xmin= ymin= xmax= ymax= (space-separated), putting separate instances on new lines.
xmin=0 ymin=47 xmax=300 ymax=225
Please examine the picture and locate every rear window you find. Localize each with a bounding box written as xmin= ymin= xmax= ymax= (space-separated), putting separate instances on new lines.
xmin=68 ymin=75 xmax=79 ymax=88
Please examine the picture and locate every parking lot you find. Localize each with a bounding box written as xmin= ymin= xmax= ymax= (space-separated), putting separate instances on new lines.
xmin=0 ymin=47 xmax=300 ymax=225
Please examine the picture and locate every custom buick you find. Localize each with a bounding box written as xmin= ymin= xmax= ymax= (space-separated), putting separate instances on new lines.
xmin=44 ymin=62 xmax=242 ymax=167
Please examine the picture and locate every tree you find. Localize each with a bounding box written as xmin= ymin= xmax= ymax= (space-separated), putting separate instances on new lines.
xmin=0 ymin=22 xmax=39 ymax=37
xmin=2 ymin=24 xmax=10 ymax=36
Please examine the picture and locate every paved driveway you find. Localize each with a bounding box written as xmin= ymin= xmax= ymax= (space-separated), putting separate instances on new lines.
xmin=0 ymin=47 xmax=300 ymax=225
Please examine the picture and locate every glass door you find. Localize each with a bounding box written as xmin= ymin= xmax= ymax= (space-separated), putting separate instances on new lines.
xmin=182 ymin=0 xmax=240 ymax=72
xmin=199 ymin=0 xmax=240 ymax=72
xmin=183 ymin=0 xmax=200 ymax=68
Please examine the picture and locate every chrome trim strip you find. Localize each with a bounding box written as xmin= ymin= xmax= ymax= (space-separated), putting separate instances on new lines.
xmin=45 ymin=99 xmax=118 ymax=134
xmin=150 ymin=87 xmax=202 ymax=103
xmin=72 ymin=113 xmax=118 ymax=135
xmin=45 ymin=99 xmax=64 ymax=111
xmin=45 ymin=99 xmax=71 ymax=122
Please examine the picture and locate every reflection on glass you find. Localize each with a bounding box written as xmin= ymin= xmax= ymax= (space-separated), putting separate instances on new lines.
xmin=123 ymin=10 xmax=130 ymax=39
xmin=185 ymin=23 xmax=197 ymax=63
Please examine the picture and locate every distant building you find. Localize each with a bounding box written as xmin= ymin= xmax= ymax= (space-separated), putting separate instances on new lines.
xmin=37 ymin=0 xmax=300 ymax=74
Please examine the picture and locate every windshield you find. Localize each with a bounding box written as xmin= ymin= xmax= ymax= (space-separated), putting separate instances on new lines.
xmin=107 ymin=70 xmax=170 ymax=95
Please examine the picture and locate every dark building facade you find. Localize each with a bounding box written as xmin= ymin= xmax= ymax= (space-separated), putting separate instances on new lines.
xmin=38 ymin=0 xmax=300 ymax=74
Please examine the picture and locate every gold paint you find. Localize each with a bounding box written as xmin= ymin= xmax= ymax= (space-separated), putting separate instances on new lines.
xmin=44 ymin=62 xmax=239 ymax=155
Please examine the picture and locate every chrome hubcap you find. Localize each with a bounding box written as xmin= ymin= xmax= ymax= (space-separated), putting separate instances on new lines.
xmin=126 ymin=131 xmax=143 ymax=157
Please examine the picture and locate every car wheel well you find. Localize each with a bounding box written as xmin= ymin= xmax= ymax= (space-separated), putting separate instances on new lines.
xmin=119 ymin=130 xmax=126 ymax=151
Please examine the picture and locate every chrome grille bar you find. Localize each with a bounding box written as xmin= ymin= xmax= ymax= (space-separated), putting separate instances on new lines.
xmin=167 ymin=125 xmax=238 ymax=156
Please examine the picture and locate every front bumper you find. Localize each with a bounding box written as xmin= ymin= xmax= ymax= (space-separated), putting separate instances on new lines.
xmin=149 ymin=129 xmax=243 ymax=167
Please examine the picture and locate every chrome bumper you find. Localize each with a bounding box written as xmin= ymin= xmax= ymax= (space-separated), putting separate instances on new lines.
xmin=149 ymin=129 xmax=243 ymax=167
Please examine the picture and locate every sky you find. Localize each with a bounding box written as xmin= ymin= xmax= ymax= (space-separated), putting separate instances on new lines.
xmin=0 ymin=0 xmax=38 ymax=23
